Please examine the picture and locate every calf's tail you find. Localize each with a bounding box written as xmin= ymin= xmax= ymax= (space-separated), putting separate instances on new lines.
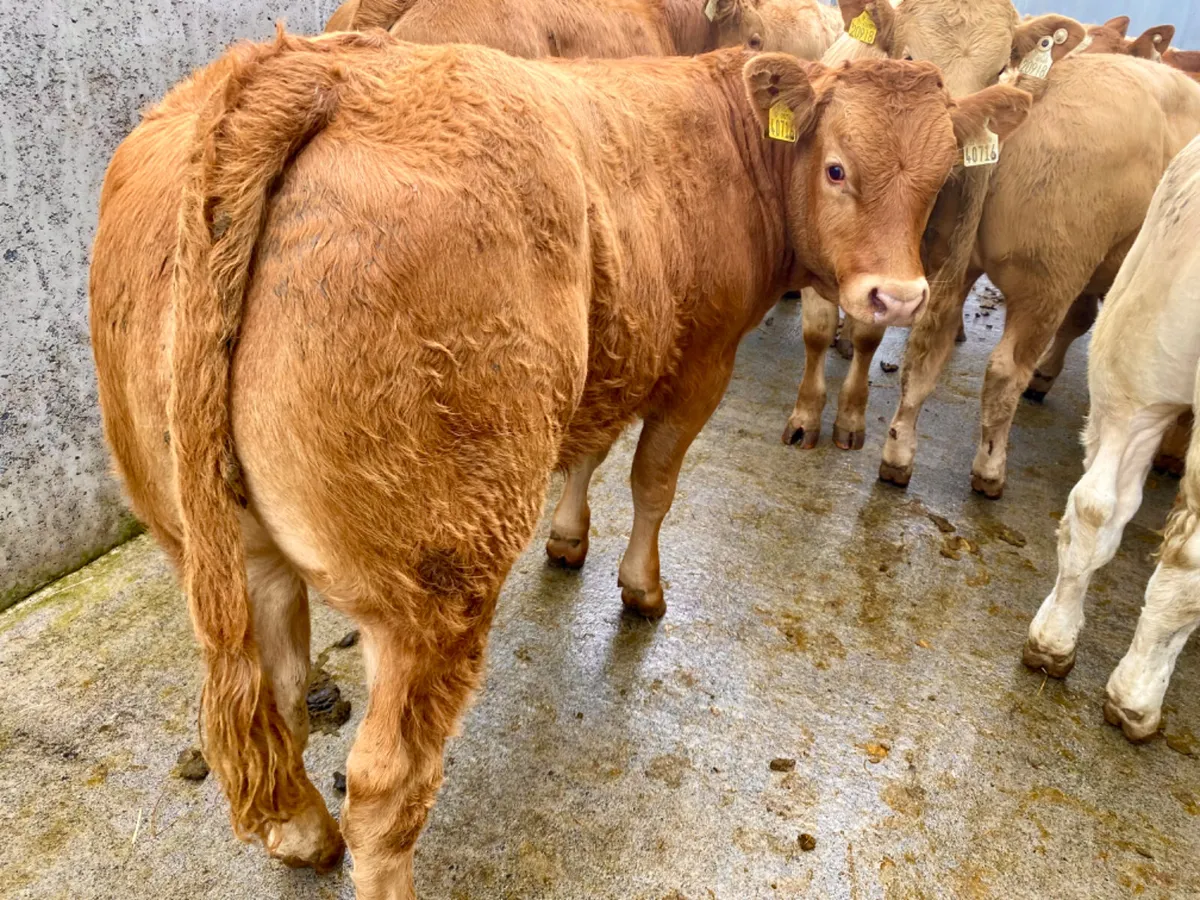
xmin=168 ymin=25 xmax=366 ymax=841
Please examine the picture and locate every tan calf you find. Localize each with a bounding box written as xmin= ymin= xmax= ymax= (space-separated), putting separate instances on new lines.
xmin=783 ymin=0 xmax=1063 ymax=450
xmin=325 ymin=0 xmax=839 ymax=59
xmin=879 ymin=54 xmax=1200 ymax=497
xmin=91 ymin=27 xmax=1026 ymax=899
xmin=1163 ymin=47 xmax=1200 ymax=76
xmin=709 ymin=0 xmax=846 ymax=58
xmin=1080 ymin=15 xmax=1176 ymax=61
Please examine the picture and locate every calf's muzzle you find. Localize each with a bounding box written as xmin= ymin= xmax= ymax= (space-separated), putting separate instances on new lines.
xmin=841 ymin=275 xmax=929 ymax=327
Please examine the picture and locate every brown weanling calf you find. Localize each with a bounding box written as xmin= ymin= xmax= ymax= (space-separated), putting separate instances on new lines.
xmin=91 ymin=27 xmax=1027 ymax=899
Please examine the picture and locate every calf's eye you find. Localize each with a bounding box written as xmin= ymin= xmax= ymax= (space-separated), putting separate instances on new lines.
xmin=748 ymin=34 xmax=763 ymax=50
xmin=826 ymin=164 xmax=845 ymax=184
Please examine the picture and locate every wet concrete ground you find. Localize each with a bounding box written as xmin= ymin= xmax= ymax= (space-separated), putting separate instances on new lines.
xmin=3 ymin=287 xmax=1198 ymax=899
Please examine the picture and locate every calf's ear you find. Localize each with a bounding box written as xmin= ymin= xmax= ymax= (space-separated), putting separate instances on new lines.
xmin=706 ymin=0 xmax=743 ymax=25
xmin=838 ymin=0 xmax=896 ymax=52
xmin=1011 ymin=15 xmax=1086 ymax=64
xmin=950 ymin=84 xmax=1031 ymax=145
xmin=1130 ymin=25 xmax=1175 ymax=60
xmin=743 ymin=54 xmax=823 ymax=136
xmin=1103 ymin=15 xmax=1131 ymax=38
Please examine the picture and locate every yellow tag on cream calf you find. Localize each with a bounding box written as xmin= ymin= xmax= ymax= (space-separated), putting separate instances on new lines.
xmin=768 ymin=103 xmax=798 ymax=143
xmin=848 ymin=11 xmax=877 ymax=45
xmin=962 ymin=130 xmax=1000 ymax=168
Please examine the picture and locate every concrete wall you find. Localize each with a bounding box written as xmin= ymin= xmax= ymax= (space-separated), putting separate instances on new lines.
xmin=0 ymin=0 xmax=338 ymax=609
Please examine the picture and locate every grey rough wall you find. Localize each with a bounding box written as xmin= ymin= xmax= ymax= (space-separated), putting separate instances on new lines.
xmin=0 ymin=0 xmax=339 ymax=608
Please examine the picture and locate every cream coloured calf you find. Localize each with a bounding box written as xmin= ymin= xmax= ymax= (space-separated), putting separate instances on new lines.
xmin=1024 ymin=135 xmax=1200 ymax=741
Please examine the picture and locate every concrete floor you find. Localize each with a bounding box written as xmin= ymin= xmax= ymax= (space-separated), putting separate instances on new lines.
xmin=3 ymin=288 xmax=1198 ymax=900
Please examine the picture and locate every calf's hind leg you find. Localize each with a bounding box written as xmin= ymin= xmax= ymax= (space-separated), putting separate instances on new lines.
xmin=619 ymin=351 xmax=736 ymax=617
xmin=546 ymin=445 xmax=611 ymax=568
xmin=1106 ymin=427 xmax=1200 ymax=740
xmin=1153 ymin=410 xmax=1192 ymax=476
xmin=343 ymin=611 xmax=494 ymax=900
xmin=1024 ymin=293 xmax=1099 ymax=402
xmin=1024 ymin=408 xmax=1175 ymax=677
xmin=243 ymin=520 xmax=344 ymax=871
xmin=970 ymin=272 xmax=1088 ymax=498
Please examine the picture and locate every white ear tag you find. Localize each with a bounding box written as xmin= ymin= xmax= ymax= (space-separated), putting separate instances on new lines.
xmin=961 ymin=130 xmax=1000 ymax=168
xmin=1019 ymin=35 xmax=1055 ymax=79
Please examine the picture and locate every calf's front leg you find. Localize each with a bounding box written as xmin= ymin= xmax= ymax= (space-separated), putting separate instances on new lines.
xmin=833 ymin=316 xmax=886 ymax=450
xmin=879 ymin=275 xmax=975 ymax=486
xmin=782 ymin=290 xmax=837 ymax=448
xmin=618 ymin=352 xmax=735 ymax=617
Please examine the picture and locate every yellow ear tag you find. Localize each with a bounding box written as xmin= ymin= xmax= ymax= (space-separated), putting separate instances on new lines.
xmin=961 ymin=130 xmax=1000 ymax=168
xmin=848 ymin=11 xmax=877 ymax=45
xmin=768 ymin=102 xmax=798 ymax=143
xmin=704 ymin=0 xmax=719 ymax=22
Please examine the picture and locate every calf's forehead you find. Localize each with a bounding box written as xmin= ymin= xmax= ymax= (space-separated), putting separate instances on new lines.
xmin=895 ymin=0 xmax=1017 ymax=67
xmin=822 ymin=86 xmax=956 ymax=185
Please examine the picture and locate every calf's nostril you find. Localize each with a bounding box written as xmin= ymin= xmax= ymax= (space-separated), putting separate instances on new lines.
xmin=869 ymin=287 xmax=887 ymax=315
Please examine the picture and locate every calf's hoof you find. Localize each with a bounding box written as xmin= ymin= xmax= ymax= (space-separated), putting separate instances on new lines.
xmin=878 ymin=460 xmax=912 ymax=488
xmin=782 ymin=421 xmax=820 ymax=449
xmin=1024 ymin=371 xmax=1054 ymax=402
xmin=1103 ymin=698 xmax=1161 ymax=743
xmin=266 ymin=804 xmax=345 ymax=875
xmin=1152 ymin=452 xmax=1185 ymax=478
xmin=832 ymin=425 xmax=865 ymax=451
xmin=970 ymin=472 xmax=1004 ymax=499
xmin=1022 ymin=641 xmax=1076 ymax=679
xmin=619 ymin=583 xmax=667 ymax=619
xmin=546 ymin=531 xmax=588 ymax=569
xmin=955 ymin=323 xmax=967 ymax=344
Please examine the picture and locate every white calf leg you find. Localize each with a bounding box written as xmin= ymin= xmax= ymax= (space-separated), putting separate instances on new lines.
xmin=1105 ymin=555 xmax=1200 ymax=741
xmin=1106 ymin=390 xmax=1200 ymax=740
xmin=1024 ymin=411 xmax=1174 ymax=676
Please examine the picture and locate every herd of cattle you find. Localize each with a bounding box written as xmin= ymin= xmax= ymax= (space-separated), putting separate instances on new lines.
xmin=84 ymin=0 xmax=1200 ymax=895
